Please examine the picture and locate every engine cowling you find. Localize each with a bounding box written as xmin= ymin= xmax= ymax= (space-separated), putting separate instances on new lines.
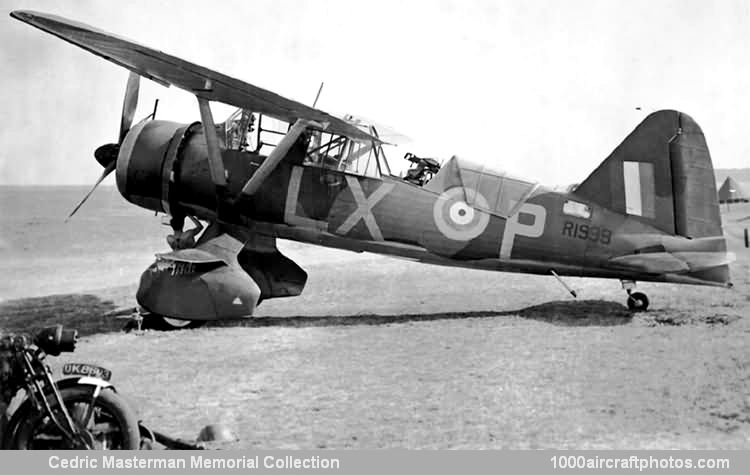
xmin=116 ymin=119 xmax=237 ymax=220
xmin=116 ymin=120 xmax=186 ymax=213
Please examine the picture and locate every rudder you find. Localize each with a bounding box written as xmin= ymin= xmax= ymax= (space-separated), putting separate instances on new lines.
xmin=574 ymin=110 xmax=722 ymax=238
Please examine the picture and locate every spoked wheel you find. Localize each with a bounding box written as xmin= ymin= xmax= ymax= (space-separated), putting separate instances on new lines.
xmin=626 ymin=292 xmax=649 ymax=312
xmin=10 ymin=386 xmax=140 ymax=449
xmin=148 ymin=315 xmax=206 ymax=331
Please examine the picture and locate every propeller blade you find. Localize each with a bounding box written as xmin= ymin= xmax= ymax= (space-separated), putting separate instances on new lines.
xmin=119 ymin=72 xmax=140 ymax=143
xmin=66 ymin=161 xmax=116 ymax=221
xmin=70 ymin=73 xmax=140 ymax=221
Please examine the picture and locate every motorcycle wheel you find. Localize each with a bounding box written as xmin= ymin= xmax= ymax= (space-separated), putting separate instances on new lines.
xmin=9 ymin=386 xmax=140 ymax=449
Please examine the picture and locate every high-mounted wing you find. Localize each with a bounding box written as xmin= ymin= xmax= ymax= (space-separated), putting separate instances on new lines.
xmin=10 ymin=10 xmax=379 ymax=143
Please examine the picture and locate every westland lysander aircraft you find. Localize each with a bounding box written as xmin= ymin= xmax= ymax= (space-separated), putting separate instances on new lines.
xmin=13 ymin=11 xmax=734 ymax=329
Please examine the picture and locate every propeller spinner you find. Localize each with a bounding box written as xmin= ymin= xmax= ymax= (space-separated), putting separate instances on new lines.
xmin=67 ymin=72 xmax=140 ymax=220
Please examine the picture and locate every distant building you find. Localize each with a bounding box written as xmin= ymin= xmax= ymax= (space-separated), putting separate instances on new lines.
xmin=718 ymin=176 xmax=749 ymax=203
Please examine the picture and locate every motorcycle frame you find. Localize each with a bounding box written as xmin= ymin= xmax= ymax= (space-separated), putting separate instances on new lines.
xmin=13 ymin=349 xmax=94 ymax=448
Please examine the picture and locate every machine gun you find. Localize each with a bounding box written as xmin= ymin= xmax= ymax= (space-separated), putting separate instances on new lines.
xmin=403 ymin=153 xmax=441 ymax=186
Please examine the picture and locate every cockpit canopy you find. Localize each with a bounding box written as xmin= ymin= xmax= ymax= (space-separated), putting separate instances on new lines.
xmin=221 ymin=108 xmax=396 ymax=179
xmin=424 ymin=156 xmax=538 ymax=218
xmin=303 ymin=128 xmax=391 ymax=177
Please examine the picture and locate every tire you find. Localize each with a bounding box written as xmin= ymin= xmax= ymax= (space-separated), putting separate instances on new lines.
xmin=627 ymin=292 xmax=649 ymax=312
xmin=147 ymin=315 xmax=206 ymax=331
xmin=8 ymin=386 xmax=140 ymax=449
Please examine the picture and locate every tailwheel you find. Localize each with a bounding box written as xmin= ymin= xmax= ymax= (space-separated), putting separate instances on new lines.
xmin=626 ymin=291 xmax=649 ymax=312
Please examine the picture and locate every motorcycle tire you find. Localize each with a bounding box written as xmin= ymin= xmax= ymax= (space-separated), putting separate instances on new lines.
xmin=7 ymin=385 xmax=140 ymax=450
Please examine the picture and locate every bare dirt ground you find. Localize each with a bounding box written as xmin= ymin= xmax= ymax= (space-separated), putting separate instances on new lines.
xmin=1 ymin=200 xmax=749 ymax=449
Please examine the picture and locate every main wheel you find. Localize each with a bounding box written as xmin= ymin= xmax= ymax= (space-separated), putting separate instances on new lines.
xmin=9 ymin=386 xmax=140 ymax=449
xmin=626 ymin=292 xmax=649 ymax=311
xmin=148 ymin=315 xmax=206 ymax=331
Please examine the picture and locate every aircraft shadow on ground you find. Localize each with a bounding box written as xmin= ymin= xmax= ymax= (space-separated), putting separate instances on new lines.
xmin=0 ymin=293 xmax=119 ymax=336
xmin=209 ymin=300 xmax=633 ymax=330
xmin=0 ymin=295 xmax=632 ymax=337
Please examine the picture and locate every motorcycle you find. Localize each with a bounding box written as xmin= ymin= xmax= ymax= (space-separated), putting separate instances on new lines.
xmin=0 ymin=325 xmax=141 ymax=449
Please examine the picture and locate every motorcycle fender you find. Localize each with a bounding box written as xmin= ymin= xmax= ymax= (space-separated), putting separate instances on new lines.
xmin=56 ymin=378 xmax=139 ymax=419
xmin=56 ymin=377 xmax=114 ymax=392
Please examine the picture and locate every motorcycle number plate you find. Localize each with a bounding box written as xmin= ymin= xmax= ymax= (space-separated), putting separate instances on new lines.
xmin=62 ymin=363 xmax=112 ymax=382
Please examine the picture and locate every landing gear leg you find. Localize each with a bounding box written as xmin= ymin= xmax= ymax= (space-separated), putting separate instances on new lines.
xmin=621 ymin=280 xmax=649 ymax=311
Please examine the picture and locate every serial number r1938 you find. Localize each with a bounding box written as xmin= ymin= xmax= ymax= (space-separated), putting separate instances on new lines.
xmin=562 ymin=221 xmax=611 ymax=244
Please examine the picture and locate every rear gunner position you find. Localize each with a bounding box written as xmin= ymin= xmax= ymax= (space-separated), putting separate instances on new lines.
xmin=12 ymin=11 xmax=734 ymax=329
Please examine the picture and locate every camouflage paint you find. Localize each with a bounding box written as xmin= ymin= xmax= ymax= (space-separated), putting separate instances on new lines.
xmin=114 ymin=116 xmax=732 ymax=288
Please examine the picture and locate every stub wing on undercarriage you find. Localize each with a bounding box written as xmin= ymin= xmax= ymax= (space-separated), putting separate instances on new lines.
xmin=136 ymin=232 xmax=307 ymax=321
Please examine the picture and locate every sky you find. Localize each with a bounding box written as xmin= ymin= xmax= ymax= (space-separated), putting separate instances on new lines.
xmin=1 ymin=0 xmax=749 ymax=186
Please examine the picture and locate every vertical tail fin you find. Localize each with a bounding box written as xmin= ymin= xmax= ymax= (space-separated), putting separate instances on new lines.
xmin=574 ymin=110 xmax=722 ymax=238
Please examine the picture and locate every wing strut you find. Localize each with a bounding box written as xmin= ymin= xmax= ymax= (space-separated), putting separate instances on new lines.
xmin=196 ymin=94 xmax=231 ymax=219
xmin=240 ymin=119 xmax=323 ymax=197
xmin=196 ymin=96 xmax=228 ymax=189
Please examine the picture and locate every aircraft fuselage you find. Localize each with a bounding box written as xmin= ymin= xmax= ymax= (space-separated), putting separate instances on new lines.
xmin=115 ymin=120 xmax=729 ymax=288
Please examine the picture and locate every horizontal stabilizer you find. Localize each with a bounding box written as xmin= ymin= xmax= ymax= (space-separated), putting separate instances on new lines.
xmin=671 ymin=251 xmax=736 ymax=270
xmin=608 ymin=251 xmax=735 ymax=274
xmin=616 ymin=234 xmax=728 ymax=253
xmin=608 ymin=253 xmax=687 ymax=273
